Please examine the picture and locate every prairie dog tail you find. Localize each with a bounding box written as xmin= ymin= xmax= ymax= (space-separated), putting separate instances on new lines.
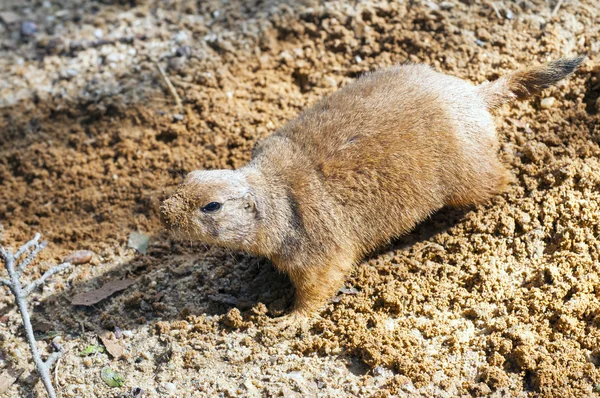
xmin=477 ymin=56 xmax=585 ymax=110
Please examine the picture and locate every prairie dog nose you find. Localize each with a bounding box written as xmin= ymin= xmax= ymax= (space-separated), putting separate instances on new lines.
xmin=159 ymin=194 xmax=190 ymax=228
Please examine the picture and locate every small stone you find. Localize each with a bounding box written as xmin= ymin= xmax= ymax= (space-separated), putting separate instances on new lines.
xmin=163 ymin=382 xmax=177 ymax=394
xmin=172 ymin=114 xmax=184 ymax=121
xmin=243 ymin=379 xmax=258 ymax=393
xmin=60 ymin=68 xmax=79 ymax=79
xmin=540 ymin=97 xmax=555 ymax=109
xmin=505 ymin=9 xmax=514 ymax=19
xmin=355 ymin=55 xmax=362 ymax=63
xmin=213 ymin=135 xmax=225 ymax=146
xmin=175 ymin=46 xmax=191 ymax=57
xmin=20 ymin=21 xmax=37 ymax=36
xmin=94 ymin=28 xmax=103 ymax=39
xmin=168 ymin=57 xmax=186 ymax=71
xmin=373 ymin=366 xmax=385 ymax=376
xmin=63 ymin=250 xmax=93 ymax=265
xmin=425 ymin=1 xmax=440 ymax=11
xmin=122 ymin=330 xmax=133 ymax=338
xmin=475 ymin=28 xmax=491 ymax=41
xmin=440 ymin=1 xmax=454 ymax=10
xmin=323 ymin=76 xmax=337 ymax=88
xmin=128 ymin=231 xmax=150 ymax=254
xmin=0 ymin=11 xmax=20 ymax=25
xmin=174 ymin=30 xmax=188 ymax=44
xmin=105 ymin=53 xmax=123 ymax=63
xmin=285 ymin=370 xmax=303 ymax=383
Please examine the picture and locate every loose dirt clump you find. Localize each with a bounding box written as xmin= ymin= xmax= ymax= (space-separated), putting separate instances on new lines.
xmin=1 ymin=0 xmax=599 ymax=397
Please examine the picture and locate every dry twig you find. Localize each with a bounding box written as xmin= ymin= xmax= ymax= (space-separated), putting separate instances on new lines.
xmin=154 ymin=60 xmax=183 ymax=110
xmin=551 ymin=0 xmax=564 ymax=17
xmin=489 ymin=1 xmax=502 ymax=19
xmin=0 ymin=233 xmax=72 ymax=398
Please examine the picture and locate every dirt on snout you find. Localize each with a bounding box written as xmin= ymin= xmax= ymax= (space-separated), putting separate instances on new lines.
xmin=1 ymin=0 xmax=600 ymax=397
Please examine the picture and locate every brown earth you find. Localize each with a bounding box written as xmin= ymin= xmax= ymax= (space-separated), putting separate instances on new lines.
xmin=0 ymin=0 xmax=600 ymax=397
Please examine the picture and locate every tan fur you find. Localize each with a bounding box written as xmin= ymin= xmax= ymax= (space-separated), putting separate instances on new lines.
xmin=160 ymin=57 xmax=583 ymax=316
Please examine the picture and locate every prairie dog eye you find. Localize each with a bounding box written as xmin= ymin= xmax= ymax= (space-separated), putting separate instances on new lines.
xmin=201 ymin=202 xmax=222 ymax=213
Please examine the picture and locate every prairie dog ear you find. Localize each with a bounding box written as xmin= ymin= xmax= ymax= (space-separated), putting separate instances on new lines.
xmin=244 ymin=191 xmax=264 ymax=219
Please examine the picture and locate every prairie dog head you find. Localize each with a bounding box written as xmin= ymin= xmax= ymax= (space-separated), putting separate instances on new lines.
xmin=160 ymin=169 xmax=263 ymax=250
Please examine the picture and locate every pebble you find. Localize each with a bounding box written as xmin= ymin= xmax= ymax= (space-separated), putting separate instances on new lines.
xmin=0 ymin=11 xmax=20 ymax=25
xmin=122 ymin=330 xmax=133 ymax=338
xmin=63 ymin=250 xmax=93 ymax=265
xmin=60 ymin=68 xmax=79 ymax=79
xmin=105 ymin=53 xmax=124 ymax=63
xmin=176 ymin=45 xmax=191 ymax=57
xmin=163 ymin=382 xmax=177 ymax=394
xmin=440 ymin=1 xmax=454 ymax=10
xmin=174 ymin=30 xmax=188 ymax=44
xmin=94 ymin=28 xmax=104 ymax=39
xmin=323 ymin=76 xmax=337 ymax=88
xmin=172 ymin=113 xmax=184 ymax=121
xmin=168 ymin=56 xmax=186 ymax=71
xmin=243 ymin=379 xmax=259 ymax=393
xmin=540 ymin=97 xmax=555 ymax=109
xmin=285 ymin=370 xmax=304 ymax=383
xmin=21 ymin=21 xmax=37 ymax=36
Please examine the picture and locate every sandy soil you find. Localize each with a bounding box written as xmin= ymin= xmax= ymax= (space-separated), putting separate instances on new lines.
xmin=1 ymin=0 xmax=599 ymax=396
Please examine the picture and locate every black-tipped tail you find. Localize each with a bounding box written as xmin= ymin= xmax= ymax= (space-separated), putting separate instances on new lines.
xmin=478 ymin=56 xmax=586 ymax=110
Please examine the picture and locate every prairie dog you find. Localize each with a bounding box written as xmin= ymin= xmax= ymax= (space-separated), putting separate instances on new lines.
xmin=160 ymin=57 xmax=584 ymax=317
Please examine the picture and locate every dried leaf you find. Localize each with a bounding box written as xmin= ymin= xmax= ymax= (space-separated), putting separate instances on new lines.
xmin=0 ymin=367 xmax=24 ymax=394
xmin=101 ymin=367 xmax=125 ymax=387
xmin=32 ymin=320 xmax=53 ymax=332
xmin=330 ymin=286 xmax=360 ymax=303
xmin=63 ymin=250 xmax=94 ymax=265
xmin=128 ymin=232 xmax=150 ymax=254
xmin=99 ymin=330 xmax=125 ymax=358
xmin=80 ymin=344 xmax=105 ymax=356
xmin=36 ymin=331 xmax=61 ymax=341
xmin=339 ymin=287 xmax=359 ymax=295
xmin=208 ymin=293 xmax=239 ymax=306
xmin=72 ymin=278 xmax=135 ymax=306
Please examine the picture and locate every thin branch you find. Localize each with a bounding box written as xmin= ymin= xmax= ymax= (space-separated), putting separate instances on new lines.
xmin=45 ymin=344 xmax=64 ymax=369
xmin=24 ymin=262 xmax=71 ymax=297
xmin=154 ymin=60 xmax=183 ymax=110
xmin=551 ymin=0 xmax=564 ymax=17
xmin=14 ymin=233 xmax=40 ymax=260
xmin=0 ymin=246 xmax=8 ymax=261
xmin=489 ymin=1 xmax=502 ymax=19
xmin=0 ymin=233 xmax=72 ymax=398
xmin=17 ymin=240 xmax=47 ymax=275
